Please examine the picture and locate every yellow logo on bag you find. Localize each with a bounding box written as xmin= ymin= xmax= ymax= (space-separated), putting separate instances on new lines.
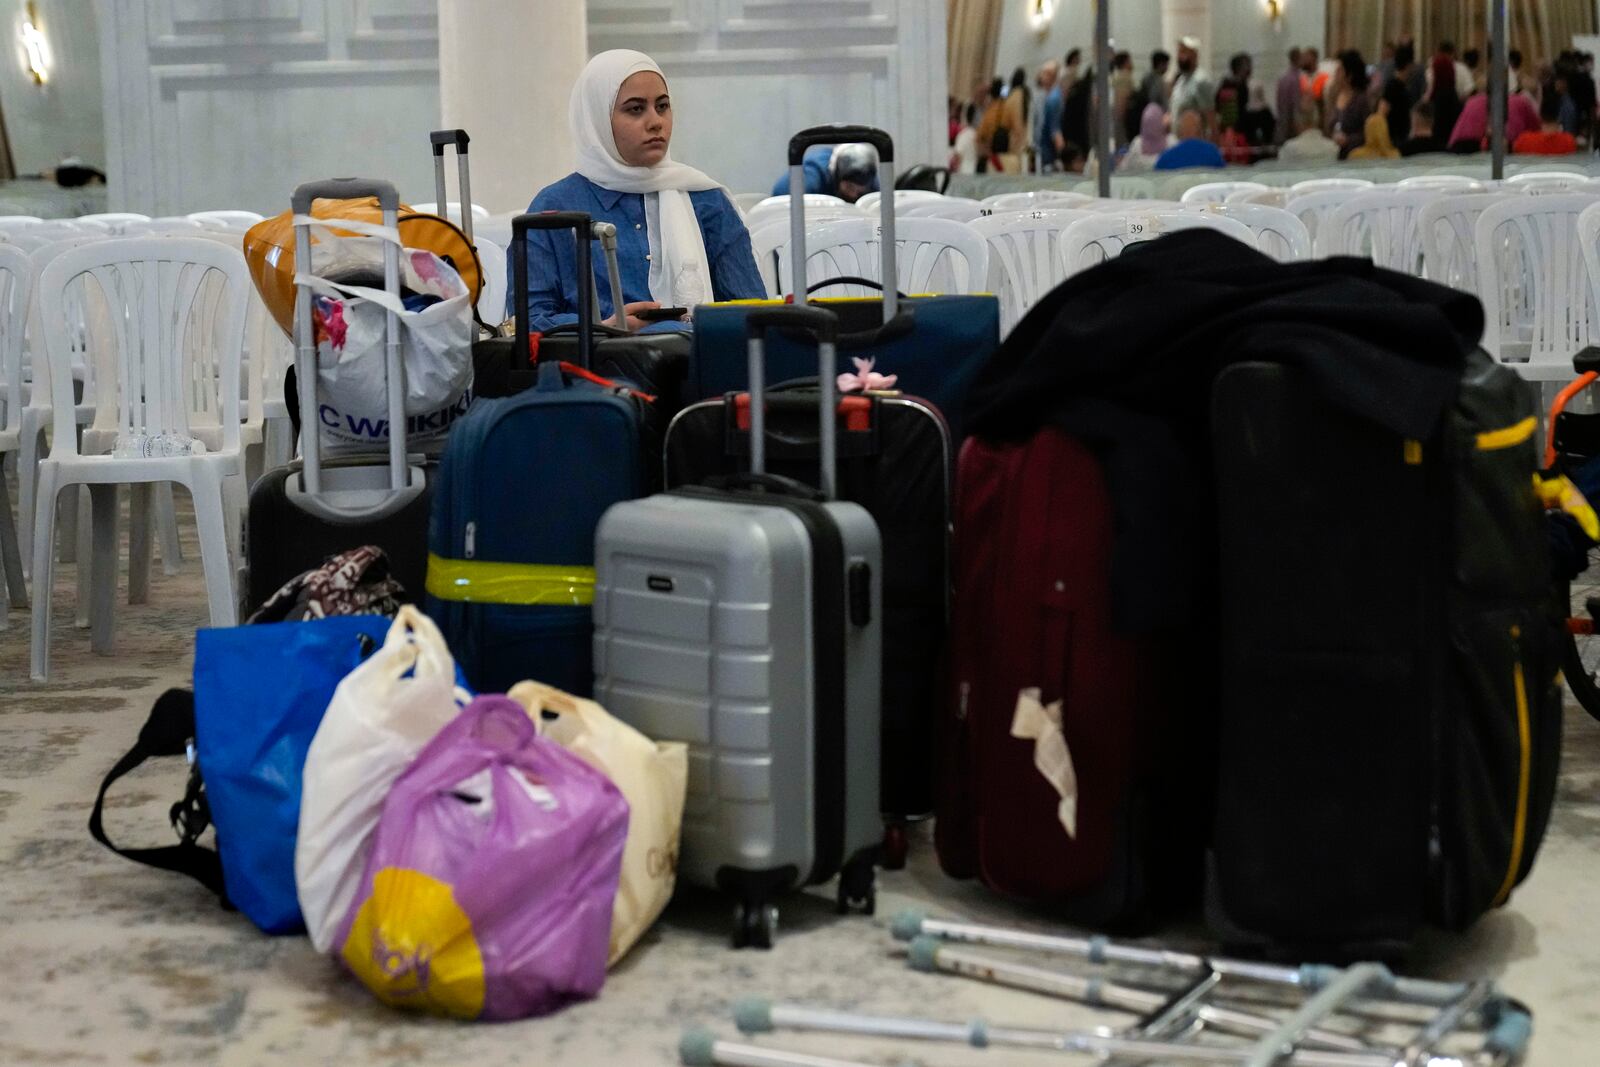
xmin=341 ymin=867 xmax=486 ymax=1018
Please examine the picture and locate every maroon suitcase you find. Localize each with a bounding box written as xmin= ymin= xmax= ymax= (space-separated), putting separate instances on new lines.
xmin=934 ymin=428 xmax=1204 ymax=924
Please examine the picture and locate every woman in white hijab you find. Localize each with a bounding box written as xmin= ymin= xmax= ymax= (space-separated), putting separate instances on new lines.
xmin=516 ymin=49 xmax=764 ymax=333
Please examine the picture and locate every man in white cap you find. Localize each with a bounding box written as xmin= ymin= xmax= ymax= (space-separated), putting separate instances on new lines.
xmin=1169 ymin=35 xmax=1218 ymax=142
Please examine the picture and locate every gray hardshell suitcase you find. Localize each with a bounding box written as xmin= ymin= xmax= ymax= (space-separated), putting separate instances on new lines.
xmin=593 ymin=306 xmax=882 ymax=949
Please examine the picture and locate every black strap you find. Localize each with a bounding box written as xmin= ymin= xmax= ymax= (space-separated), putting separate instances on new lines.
xmin=88 ymin=688 xmax=230 ymax=906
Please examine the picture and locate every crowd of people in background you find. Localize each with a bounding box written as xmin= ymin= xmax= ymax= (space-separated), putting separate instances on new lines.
xmin=949 ymin=35 xmax=1600 ymax=174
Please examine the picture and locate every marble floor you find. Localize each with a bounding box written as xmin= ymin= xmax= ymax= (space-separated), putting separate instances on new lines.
xmin=1 ymin=491 xmax=1597 ymax=1066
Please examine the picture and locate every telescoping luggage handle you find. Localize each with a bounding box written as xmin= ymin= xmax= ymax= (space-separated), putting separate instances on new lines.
xmin=746 ymin=306 xmax=841 ymax=500
xmin=511 ymin=211 xmax=595 ymax=370
xmin=290 ymin=178 xmax=406 ymax=496
xmin=787 ymin=125 xmax=904 ymax=334
xmin=429 ymin=129 xmax=474 ymax=246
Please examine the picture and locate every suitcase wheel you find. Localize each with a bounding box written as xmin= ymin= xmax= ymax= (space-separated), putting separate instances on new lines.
xmin=880 ymin=822 xmax=910 ymax=871
xmin=732 ymin=900 xmax=778 ymax=950
xmin=835 ymin=856 xmax=877 ymax=917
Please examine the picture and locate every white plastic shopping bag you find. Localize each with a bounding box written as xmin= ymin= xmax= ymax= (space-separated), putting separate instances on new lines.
xmin=296 ymin=606 xmax=467 ymax=952
xmin=293 ymin=215 xmax=473 ymax=453
xmin=507 ymin=681 xmax=688 ymax=965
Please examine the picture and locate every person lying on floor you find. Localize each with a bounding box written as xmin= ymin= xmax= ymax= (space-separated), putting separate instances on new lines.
xmin=515 ymin=48 xmax=764 ymax=333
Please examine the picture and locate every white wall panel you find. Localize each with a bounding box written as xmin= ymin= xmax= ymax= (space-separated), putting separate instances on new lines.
xmin=588 ymin=0 xmax=947 ymax=195
xmin=0 ymin=0 xmax=105 ymax=176
xmin=99 ymin=0 xmax=946 ymax=213
xmin=98 ymin=0 xmax=439 ymax=215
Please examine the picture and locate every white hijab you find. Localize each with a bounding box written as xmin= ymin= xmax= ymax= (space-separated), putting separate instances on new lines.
xmin=570 ymin=49 xmax=720 ymax=309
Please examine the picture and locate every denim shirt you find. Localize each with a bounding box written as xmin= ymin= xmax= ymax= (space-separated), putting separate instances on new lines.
xmin=512 ymin=172 xmax=766 ymax=334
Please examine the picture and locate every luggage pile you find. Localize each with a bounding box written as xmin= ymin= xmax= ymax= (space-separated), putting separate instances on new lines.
xmin=87 ymin=121 xmax=1561 ymax=1033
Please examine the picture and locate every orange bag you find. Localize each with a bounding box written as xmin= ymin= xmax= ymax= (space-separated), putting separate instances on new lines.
xmin=243 ymin=196 xmax=483 ymax=338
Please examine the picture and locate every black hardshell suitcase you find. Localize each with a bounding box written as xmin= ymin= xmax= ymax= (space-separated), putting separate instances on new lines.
xmin=664 ymin=381 xmax=949 ymax=866
xmin=1207 ymin=351 xmax=1563 ymax=957
xmin=244 ymin=178 xmax=435 ymax=613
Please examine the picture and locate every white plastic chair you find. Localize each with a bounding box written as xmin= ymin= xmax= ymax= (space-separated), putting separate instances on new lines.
xmin=1396 ymin=175 xmax=1486 ymax=193
xmin=1186 ymin=202 xmax=1312 ymax=261
xmin=122 ymin=218 xmax=208 ymax=237
xmin=1180 ymin=181 xmax=1270 ymax=205
xmin=1285 ymin=189 xmax=1369 ymax=256
xmin=188 ymin=210 xmax=265 ymax=231
xmin=75 ymin=212 xmax=151 ymax=235
xmin=1508 ymin=173 xmax=1600 ymax=195
xmin=970 ymin=208 xmax=1094 ymax=335
xmin=474 ymin=236 xmax=508 ymax=327
xmin=982 ymin=190 xmax=1092 ymax=213
xmin=744 ymin=199 xmax=858 ymax=234
xmin=899 ymin=198 xmax=987 ymax=222
xmin=0 ymin=244 xmax=32 ymax=628
xmin=15 ymin=235 xmax=109 ymax=583
xmin=1072 ymin=176 xmax=1158 ymax=200
xmin=410 ymin=201 xmax=491 ymax=227
xmin=1289 ymin=178 xmax=1375 ymax=195
xmin=0 ymin=215 xmax=42 ymax=229
xmin=1322 ymin=189 xmax=1437 ymax=274
xmin=30 ymin=238 xmax=250 ymax=680
xmin=1477 ymin=194 xmax=1600 ymax=382
xmin=779 ymin=216 xmax=989 ymax=299
xmin=1059 ymin=210 xmax=1258 ymax=276
xmin=1418 ymin=192 xmax=1514 ymax=292
xmin=857 ymin=190 xmax=943 ymax=213
xmin=1229 ymin=187 xmax=1290 ymax=208
xmin=1506 ymin=162 xmax=1589 ymax=178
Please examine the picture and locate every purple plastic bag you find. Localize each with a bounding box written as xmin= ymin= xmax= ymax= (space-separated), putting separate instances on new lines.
xmin=336 ymin=695 xmax=629 ymax=1020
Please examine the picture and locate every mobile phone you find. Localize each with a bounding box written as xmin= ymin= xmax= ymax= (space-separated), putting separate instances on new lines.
xmin=636 ymin=306 xmax=689 ymax=322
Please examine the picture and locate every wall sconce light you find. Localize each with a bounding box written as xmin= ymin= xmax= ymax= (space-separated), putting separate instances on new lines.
xmin=1028 ymin=0 xmax=1055 ymax=39
xmin=1265 ymin=0 xmax=1285 ymax=29
xmin=20 ymin=1 xmax=50 ymax=86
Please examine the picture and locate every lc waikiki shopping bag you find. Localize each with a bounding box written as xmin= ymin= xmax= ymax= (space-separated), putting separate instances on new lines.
xmin=508 ymin=681 xmax=687 ymax=964
xmin=191 ymin=615 xmax=392 ymax=933
xmin=337 ymin=695 xmax=629 ymax=1020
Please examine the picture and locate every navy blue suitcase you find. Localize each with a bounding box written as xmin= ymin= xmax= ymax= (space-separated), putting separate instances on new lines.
xmin=426 ymin=212 xmax=648 ymax=695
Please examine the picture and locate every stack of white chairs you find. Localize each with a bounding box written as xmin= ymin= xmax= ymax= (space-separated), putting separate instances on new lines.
xmin=969 ymin=208 xmax=1095 ymax=334
xmin=29 ymin=236 xmax=251 ymax=680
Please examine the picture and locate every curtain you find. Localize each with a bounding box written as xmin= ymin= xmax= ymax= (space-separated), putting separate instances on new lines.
xmin=1327 ymin=0 xmax=1597 ymax=68
xmin=948 ymin=0 xmax=1005 ymax=101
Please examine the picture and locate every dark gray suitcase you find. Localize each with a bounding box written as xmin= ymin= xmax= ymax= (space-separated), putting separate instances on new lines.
xmin=593 ymin=306 xmax=882 ymax=949
xmin=243 ymin=178 xmax=432 ymax=613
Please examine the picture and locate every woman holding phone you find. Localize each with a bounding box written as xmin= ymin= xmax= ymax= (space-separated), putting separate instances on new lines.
xmin=517 ymin=49 xmax=765 ymax=333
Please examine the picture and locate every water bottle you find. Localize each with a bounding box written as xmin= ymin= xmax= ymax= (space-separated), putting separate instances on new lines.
xmin=111 ymin=432 xmax=205 ymax=459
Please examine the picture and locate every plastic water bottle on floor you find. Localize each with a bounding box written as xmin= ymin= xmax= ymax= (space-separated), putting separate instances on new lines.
xmin=112 ymin=432 xmax=206 ymax=458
